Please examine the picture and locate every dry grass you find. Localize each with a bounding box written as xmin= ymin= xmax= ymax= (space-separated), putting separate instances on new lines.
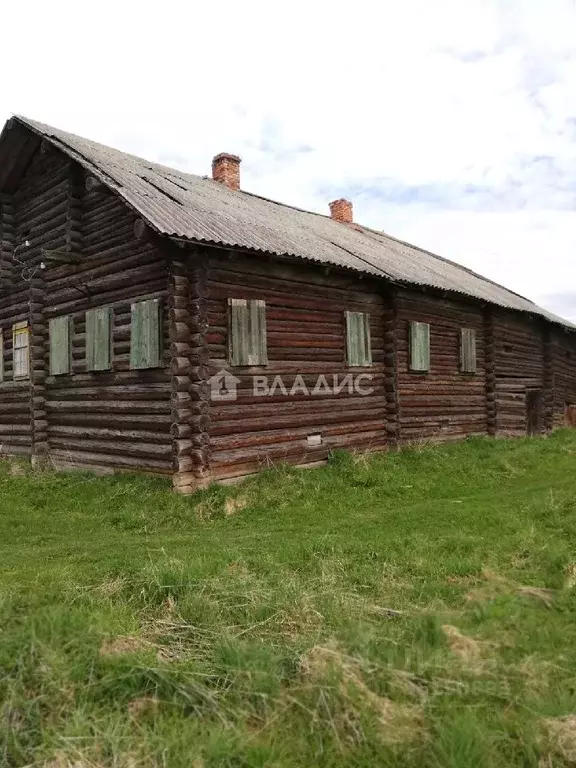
xmin=542 ymin=715 xmax=576 ymax=764
xmin=93 ymin=577 xmax=126 ymax=597
xmin=517 ymin=585 xmax=557 ymax=607
xmin=441 ymin=624 xmax=491 ymax=665
xmin=7 ymin=461 xmax=26 ymax=477
xmin=564 ymin=563 xmax=576 ymax=590
xmin=513 ymin=655 xmax=556 ymax=696
xmin=465 ymin=568 xmax=513 ymax=602
xmin=127 ymin=696 xmax=161 ymax=719
xmin=44 ymin=756 xmax=137 ymax=768
xmin=300 ymin=645 xmax=426 ymax=747
xmin=99 ymin=635 xmax=152 ymax=657
xmin=223 ymin=496 xmax=249 ymax=516
xmin=464 ymin=568 xmax=558 ymax=610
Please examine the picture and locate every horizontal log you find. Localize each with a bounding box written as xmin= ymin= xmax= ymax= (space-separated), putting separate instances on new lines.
xmin=48 ymin=448 xmax=172 ymax=472
xmin=211 ymin=395 xmax=387 ymax=420
xmin=47 ymin=425 xmax=171 ymax=442
xmin=0 ymin=424 xmax=31 ymax=435
xmin=211 ymin=430 xmax=385 ymax=468
xmin=48 ymin=437 xmax=171 ymax=459
xmin=211 ymin=418 xmax=391 ymax=451
xmin=211 ymin=407 xmax=385 ymax=437
xmin=46 ymin=400 xmax=170 ymax=414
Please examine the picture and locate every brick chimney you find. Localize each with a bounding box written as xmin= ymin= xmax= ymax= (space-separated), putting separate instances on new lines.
xmin=329 ymin=198 xmax=353 ymax=224
xmin=212 ymin=152 xmax=241 ymax=190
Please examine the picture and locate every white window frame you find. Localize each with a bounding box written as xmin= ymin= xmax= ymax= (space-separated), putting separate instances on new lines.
xmin=12 ymin=321 xmax=30 ymax=380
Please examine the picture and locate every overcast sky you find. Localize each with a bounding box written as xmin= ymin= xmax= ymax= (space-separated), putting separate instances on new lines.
xmin=2 ymin=0 xmax=575 ymax=320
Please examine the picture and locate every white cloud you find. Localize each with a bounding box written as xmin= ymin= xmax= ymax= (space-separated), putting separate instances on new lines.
xmin=1 ymin=0 xmax=575 ymax=320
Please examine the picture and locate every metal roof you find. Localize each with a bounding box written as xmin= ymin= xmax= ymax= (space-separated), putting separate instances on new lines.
xmin=11 ymin=116 xmax=575 ymax=330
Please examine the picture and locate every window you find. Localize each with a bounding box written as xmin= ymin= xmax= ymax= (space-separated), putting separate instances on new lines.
xmin=49 ymin=316 xmax=72 ymax=375
xmin=409 ymin=321 xmax=430 ymax=372
xmin=12 ymin=322 xmax=30 ymax=379
xmin=345 ymin=311 xmax=372 ymax=367
xmin=460 ymin=328 xmax=477 ymax=373
xmin=130 ymin=299 xmax=162 ymax=369
xmin=86 ymin=307 xmax=111 ymax=371
xmin=228 ymin=298 xmax=267 ymax=366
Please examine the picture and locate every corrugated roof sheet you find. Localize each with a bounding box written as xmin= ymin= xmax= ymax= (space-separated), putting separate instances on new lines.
xmin=13 ymin=116 xmax=575 ymax=329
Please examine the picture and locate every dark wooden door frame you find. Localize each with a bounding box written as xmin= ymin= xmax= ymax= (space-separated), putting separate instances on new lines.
xmin=526 ymin=389 xmax=543 ymax=436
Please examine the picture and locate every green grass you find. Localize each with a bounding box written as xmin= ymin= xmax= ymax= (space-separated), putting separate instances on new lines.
xmin=2 ymin=432 xmax=576 ymax=767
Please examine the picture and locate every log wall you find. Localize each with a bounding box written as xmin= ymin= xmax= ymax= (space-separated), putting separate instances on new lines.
xmin=551 ymin=328 xmax=576 ymax=427
xmin=492 ymin=311 xmax=545 ymax=436
xmin=396 ymin=291 xmax=487 ymax=442
xmin=205 ymin=252 xmax=386 ymax=480
xmin=0 ymin=150 xmax=68 ymax=457
xmin=0 ymin=147 xmax=173 ymax=472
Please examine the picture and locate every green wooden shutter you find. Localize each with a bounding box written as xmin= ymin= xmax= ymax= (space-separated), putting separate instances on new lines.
xmin=131 ymin=299 xmax=161 ymax=369
xmin=362 ymin=313 xmax=372 ymax=367
xmin=86 ymin=307 xmax=111 ymax=371
xmin=49 ymin=316 xmax=71 ymax=375
xmin=229 ymin=298 xmax=249 ymax=366
xmin=410 ymin=321 xmax=430 ymax=372
xmin=346 ymin=311 xmax=360 ymax=366
xmin=229 ymin=298 xmax=267 ymax=366
xmin=460 ymin=328 xmax=477 ymax=373
xmin=346 ymin=311 xmax=372 ymax=366
xmin=249 ymin=299 xmax=267 ymax=366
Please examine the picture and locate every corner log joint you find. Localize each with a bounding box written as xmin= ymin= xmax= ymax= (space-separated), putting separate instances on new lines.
xmin=169 ymin=251 xmax=212 ymax=493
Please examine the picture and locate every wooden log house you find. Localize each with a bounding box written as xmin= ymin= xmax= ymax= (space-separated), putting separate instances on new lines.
xmin=0 ymin=116 xmax=574 ymax=492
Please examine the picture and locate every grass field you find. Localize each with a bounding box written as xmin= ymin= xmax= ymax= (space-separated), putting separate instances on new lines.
xmin=2 ymin=432 xmax=576 ymax=767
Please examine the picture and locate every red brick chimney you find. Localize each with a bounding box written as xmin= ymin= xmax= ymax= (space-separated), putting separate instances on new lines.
xmin=212 ymin=153 xmax=241 ymax=190
xmin=329 ymin=198 xmax=353 ymax=224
